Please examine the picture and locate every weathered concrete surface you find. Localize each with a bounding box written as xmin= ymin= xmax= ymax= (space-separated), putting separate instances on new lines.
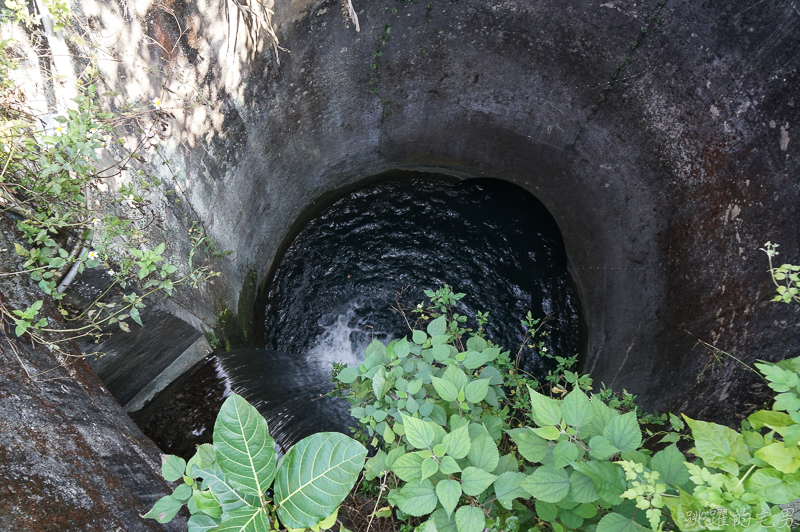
xmin=0 ymin=215 xmax=184 ymax=531
xmin=146 ymin=0 xmax=796 ymax=423
xmin=54 ymin=0 xmax=795 ymax=424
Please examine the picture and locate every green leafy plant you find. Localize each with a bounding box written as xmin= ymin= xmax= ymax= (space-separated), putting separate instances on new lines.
xmin=145 ymin=393 xmax=368 ymax=531
xmin=0 ymin=2 xmax=224 ymax=375
xmin=334 ymin=288 xmax=798 ymax=532
xmin=763 ymin=242 xmax=800 ymax=304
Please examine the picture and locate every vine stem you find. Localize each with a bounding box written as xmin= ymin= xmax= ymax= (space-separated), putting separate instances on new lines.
xmin=366 ymin=474 xmax=387 ymax=532
xmin=735 ymin=464 xmax=757 ymax=490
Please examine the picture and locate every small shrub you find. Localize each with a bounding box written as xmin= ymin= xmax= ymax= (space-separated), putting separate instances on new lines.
xmin=145 ymin=393 xmax=367 ymax=531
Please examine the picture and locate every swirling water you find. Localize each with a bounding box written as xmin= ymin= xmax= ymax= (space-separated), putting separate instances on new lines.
xmin=255 ymin=175 xmax=579 ymax=445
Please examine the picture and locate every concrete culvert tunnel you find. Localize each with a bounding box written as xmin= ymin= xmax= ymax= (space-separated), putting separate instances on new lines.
xmin=0 ymin=0 xmax=798 ymax=529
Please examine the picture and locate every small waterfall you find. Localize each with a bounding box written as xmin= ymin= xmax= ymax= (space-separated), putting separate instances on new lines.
xmin=215 ymin=349 xmax=356 ymax=452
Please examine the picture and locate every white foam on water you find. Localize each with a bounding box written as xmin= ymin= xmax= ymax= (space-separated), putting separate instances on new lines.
xmin=306 ymin=298 xmax=389 ymax=374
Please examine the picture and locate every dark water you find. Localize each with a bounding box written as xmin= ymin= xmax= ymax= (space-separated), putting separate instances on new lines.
xmin=135 ymin=174 xmax=580 ymax=455
xmin=263 ymin=175 xmax=579 ymax=378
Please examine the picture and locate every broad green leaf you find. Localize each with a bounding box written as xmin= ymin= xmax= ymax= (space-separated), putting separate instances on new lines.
xmin=774 ymin=392 xmax=800 ymax=412
xmin=403 ymin=414 xmax=436 ymax=449
xmin=756 ymin=442 xmax=800 ymax=474
xmin=373 ymin=367 xmax=392 ymax=399
xmin=365 ymin=451 xmax=388 ymax=480
xmin=596 ymin=512 xmax=648 ymax=532
xmin=574 ymin=503 xmax=598 ymax=519
xmin=193 ymin=489 xmax=223 ymax=518
xmin=199 ymin=467 xmax=253 ymax=514
xmin=467 ymin=432 xmax=499 ymax=472
xmin=748 ymin=410 xmax=795 ymax=430
xmin=463 ymin=352 xmax=490 ymax=370
xmin=422 ymin=457 xmax=439 ymax=480
xmin=213 ymin=394 xmax=277 ymax=497
xmin=395 ymin=337 xmax=411 ymax=358
xmin=493 ymin=454 xmax=519 ymax=475
xmin=568 ymin=471 xmax=598 ymax=503
xmin=480 ymin=366 xmax=504 ymax=385
xmin=588 ymin=435 xmax=620 ymax=460
xmin=215 ymin=506 xmax=270 ymax=532
xmin=443 ymin=366 xmax=469 ymax=391
xmin=464 ymin=379 xmax=489 ymax=403
xmin=386 ymin=446 xmax=406 ymax=468
xmin=742 ymin=429 xmax=766 ymax=450
xmin=431 ymin=344 xmax=450 ymax=362
xmin=483 ymin=385 xmax=500 ymax=408
xmin=466 ymin=336 xmax=487 ymax=352
xmin=419 ymin=521 xmax=438 ymax=532
xmin=337 ymin=366 xmax=359 ymax=384
xmin=433 ymin=442 xmax=447 ymax=458
xmin=493 ymin=472 xmax=528 ymax=507
xmin=745 ymin=467 xmax=800 ymax=504
xmin=144 ymin=495 xmax=183 ymax=524
xmin=573 ymin=461 xmax=626 ymax=506
xmin=481 ymin=415 xmax=503 ymax=440
xmin=195 ymin=444 xmax=217 ymax=472
xmin=439 ymin=456 xmax=462 ymax=474
xmin=275 ymin=432 xmax=367 ymax=528
xmin=162 ymin=454 xmax=187 ymax=482
xmin=603 ymin=412 xmax=641 ymax=453
xmin=428 ymin=316 xmax=447 ymax=337
xmin=650 ymin=444 xmax=689 ymax=486
xmin=394 ymin=479 xmax=438 ymax=517
xmin=509 ymin=428 xmax=549 ymax=463
xmin=528 ymin=386 xmax=562 ymax=427
xmin=431 ymin=335 xmax=450 ymax=345
xmin=392 ymin=452 xmax=425 ymax=481
xmin=561 ymin=388 xmax=593 ymax=429
xmin=188 ymin=514 xmax=220 ymax=532
xmin=443 ymin=423 xmax=471 ymax=459
xmin=533 ymin=426 xmax=561 ymax=440
xmin=429 ymin=404 xmax=448 ymax=426
xmin=520 ymin=465 xmax=570 ymax=503
xmin=455 ymin=505 xmax=485 ymax=532
xmin=683 ymin=415 xmax=750 ymax=476
xmin=172 ymin=483 xmax=192 ymax=501
xmin=583 ymin=398 xmax=615 ymax=439
xmin=436 ymin=479 xmax=462 ymax=517
xmin=432 ymin=377 xmax=459 ymax=403
xmin=560 ymin=509 xmax=584 ymax=530
xmin=535 ymin=500 xmax=558 ymax=521
xmin=460 ymin=466 xmax=497 ymax=496
xmin=552 ymin=441 xmax=580 ymax=468
xmin=365 ymin=339 xmax=386 ymax=359
xmin=756 ymin=362 xmax=799 ymax=392
xmin=433 ymin=508 xmax=458 ymax=532
xmin=413 ymin=330 xmax=428 ymax=344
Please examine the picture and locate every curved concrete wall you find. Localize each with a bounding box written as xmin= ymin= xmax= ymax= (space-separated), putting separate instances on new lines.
xmin=9 ymin=0 xmax=794 ymax=420
xmin=161 ymin=0 xmax=797 ymax=422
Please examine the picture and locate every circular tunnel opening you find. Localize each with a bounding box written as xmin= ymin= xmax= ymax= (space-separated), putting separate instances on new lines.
xmin=260 ymin=171 xmax=581 ymax=379
xmin=133 ymin=170 xmax=584 ymax=454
